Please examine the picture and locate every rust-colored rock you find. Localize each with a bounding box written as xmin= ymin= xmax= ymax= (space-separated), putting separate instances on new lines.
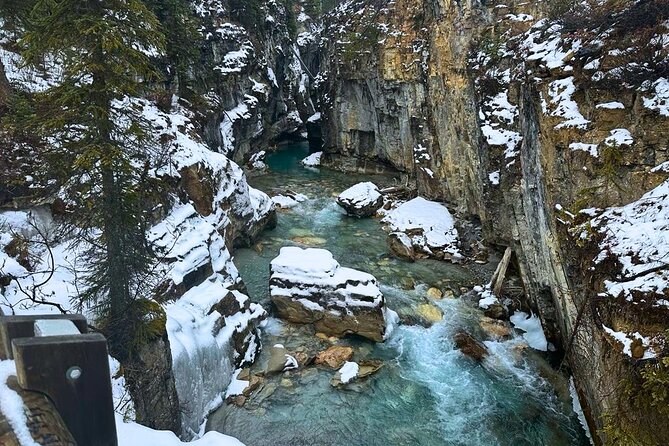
xmin=314 ymin=346 xmax=354 ymax=369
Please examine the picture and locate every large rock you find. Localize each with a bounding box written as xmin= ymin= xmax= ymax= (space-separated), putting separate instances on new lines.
xmin=336 ymin=182 xmax=384 ymax=217
xmin=269 ymin=247 xmax=391 ymax=342
xmin=382 ymin=198 xmax=462 ymax=261
xmin=265 ymin=344 xmax=299 ymax=374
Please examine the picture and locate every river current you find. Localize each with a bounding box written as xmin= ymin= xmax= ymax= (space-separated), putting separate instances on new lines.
xmin=207 ymin=142 xmax=589 ymax=446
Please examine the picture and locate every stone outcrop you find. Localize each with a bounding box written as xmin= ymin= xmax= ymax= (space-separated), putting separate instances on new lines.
xmin=317 ymin=0 xmax=669 ymax=442
xmin=269 ymin=247 xmax=390 ymax=342
xmin=124 ymin=334 xmax=181 ymax=434
xmin=387 ymin=231 xmax=416 ymax=261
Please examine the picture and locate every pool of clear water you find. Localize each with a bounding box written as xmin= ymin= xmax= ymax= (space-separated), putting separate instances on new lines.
xmin=207 ymin=142 xmax=589 ymax=446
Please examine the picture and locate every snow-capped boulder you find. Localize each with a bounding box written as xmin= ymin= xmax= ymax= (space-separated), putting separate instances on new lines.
xmin=301 ymin=151 xmax=322 ymax=167
xmin=382 ymin=197 xmax=462 ymax=262
xmin=336 ymin=182 xmax=383 ymax=218
xmin=269 ymin=247 xmax=390 ymax=342
xmin=271 ymin=191 xmax=307 ymax=209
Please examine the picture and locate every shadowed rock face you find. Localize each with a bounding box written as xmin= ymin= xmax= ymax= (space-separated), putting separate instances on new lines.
xmin=125 ymin=334 xmax=181 ymax=435
xmin=269 ymin=247 xmax=388 ymax=342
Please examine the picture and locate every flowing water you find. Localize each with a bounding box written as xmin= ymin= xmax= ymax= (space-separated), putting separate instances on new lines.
xmin=207 ymin=142 xmax=590 ymax=446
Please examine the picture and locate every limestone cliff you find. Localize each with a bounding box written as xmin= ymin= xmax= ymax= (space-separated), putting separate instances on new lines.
xmin=317 ymin=0 xmax=669 ymax=443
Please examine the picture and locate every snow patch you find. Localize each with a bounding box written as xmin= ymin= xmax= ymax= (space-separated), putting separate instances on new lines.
xmin=510 ymin=312 xmax=548 ymax=351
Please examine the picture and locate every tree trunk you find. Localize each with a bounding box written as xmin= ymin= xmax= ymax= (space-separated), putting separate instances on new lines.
xmin=0 ymin=60 xmax=11 ymax=111
xmin=101 ymin=165 xmax=133 ymax=358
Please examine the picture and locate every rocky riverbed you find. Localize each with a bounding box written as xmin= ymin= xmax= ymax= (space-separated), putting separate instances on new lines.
xmin=205 ymin=142 xmax=590 ymax=446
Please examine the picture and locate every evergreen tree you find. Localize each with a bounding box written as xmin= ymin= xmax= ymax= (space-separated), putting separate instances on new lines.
xmin=18 ymin=0 xmax=166 ymax=360
xmin=144 ymin=0 xmax=200 ymax=95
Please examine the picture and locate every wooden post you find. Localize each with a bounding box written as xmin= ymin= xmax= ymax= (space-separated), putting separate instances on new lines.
xmin=0 ymin=314 xmax=88 ymax=360
xmin=12 ymin=334 xmax=118 ymax=446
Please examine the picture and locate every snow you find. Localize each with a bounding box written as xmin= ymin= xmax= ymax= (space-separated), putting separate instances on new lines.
xmin=165 ymin=280 xmax=265 ymax=436
xmin=215 ymin=43 xmax=254 ymax=74
xmin=481 ymin=125 xmax=522 ymax=158
xmin=477 ymin=285 xmax=499 ymax=309
xmin=271 ymin=193 xmax=307 ymax=209
xmin=307 ymin=112 xmax=322 ymax=123
xmin=604 ymin=128 xmax=633 ymax=147
xmin=224 ymin=369 xmax=249 ymax=398
xmin=271 ymin=247 xmax=340 ymax=280
xmin=479 ymin=90 xmax=522 ymax=159
xmin=116 ymin=414 xmax=245 ymax=446
xmin=382 ymin=198 xmax=461 ymax=258
xmin=248 ymin=151 xmax=267 ymax=170
xmin=34 ymin=319 xmax=80 ymax=337
xmin=337 ymin=182 xmax=381 ymax=207
xmin=488 ymin=171 xmax=500 ymax=185
xmin=0 ymin=360 xmax=40 ymax=446
xmin=642 ymin=78 xmax=669 ymax=116
xmin=301 ymin=152 xmax=322 ymax=167
xmin=602 ymin=325 xmax=656 ymax=360
xmin=590 ymin=179 xmax=669 ymax=280
xmin=270 ymin=247 xmax=384 ymax=308
xmin=219 ymin=96 xmax=258 ymax=155
xmin=604 ymin=270 xmax=669 ymax=304
xmin=595 ymin=101 xmax=624 ymax=110
xmin=577 ymin=179 xmax=669 ymax=360
xmin=546 ymin=77 xmax=590 ymax=129
xmin=510 ymin=312 xmax=548 ymax=351
xmin=338 ymin=361 xmax=360 ymax=384
xmin=383 ymin=308 xmax=400 ymax=340
xmin=522 ymin=22 xmax=580 ymax=70
xmin=569 ymin=142 xmax=599 ymax=157
xmin=569 ymin=378 xmax=594 ymax=445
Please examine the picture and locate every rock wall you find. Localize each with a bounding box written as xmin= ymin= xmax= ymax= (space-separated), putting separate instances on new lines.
xmin=317 ymin=0 xmax=669 ymax=443
xmin=185 ymin=0 xmax=320 ymax=164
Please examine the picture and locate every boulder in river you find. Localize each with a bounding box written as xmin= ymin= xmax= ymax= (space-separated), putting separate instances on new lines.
xmin=265 ymin=344 xmax=299 ymax=374
xmin=301 ymin=151 xmax=322 ymax=167
xmin=336 ymin=182 xmax=384 ymax=217
xmin=387 ymin=232 xmax=416 ymax=261
xmin=382 ymin=197 xmax=462 ymax=262
xmin=453 ymin=331 xmax=489 ymax=361
xmin=270 ymin=247 xmax=392 ymax=342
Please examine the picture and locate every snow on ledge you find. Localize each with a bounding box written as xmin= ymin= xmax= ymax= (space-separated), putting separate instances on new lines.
xmin=270 ymin=247 xmax=383 ymax=307
xmin=0 ymin=360 xmax=40 ymax=446
xmin=510 ymin=311 xmax=548 ymax=351
xmin=116 ymin=414 xmax=245 ymax=446
xmin=338 ymin=361 xmax=360 ymax=384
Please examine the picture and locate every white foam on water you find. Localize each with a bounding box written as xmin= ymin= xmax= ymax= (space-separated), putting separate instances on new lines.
xmin=383 ymin=298 xmax=575 ymax=445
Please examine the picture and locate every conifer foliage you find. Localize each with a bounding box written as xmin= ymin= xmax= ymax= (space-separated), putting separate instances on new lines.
xmin=18 ymin=0 xmax=166 ymax=360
